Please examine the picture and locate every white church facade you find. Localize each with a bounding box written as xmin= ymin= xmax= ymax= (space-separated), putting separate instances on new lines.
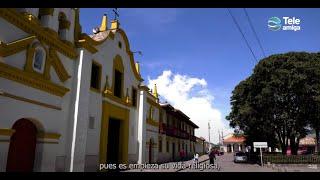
xmin=0 ymin=8 xmax=199 ymax=172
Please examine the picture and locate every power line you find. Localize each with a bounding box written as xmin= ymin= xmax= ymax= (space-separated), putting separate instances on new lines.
xmin=227 ymin=8 xmax=258 ymax=63
xmin=243 ymin=8 xmax=266 ymax=58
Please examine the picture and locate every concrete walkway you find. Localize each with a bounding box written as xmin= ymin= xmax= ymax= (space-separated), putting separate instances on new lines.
xmin=125 ymin=155 xmax=209 ymax=172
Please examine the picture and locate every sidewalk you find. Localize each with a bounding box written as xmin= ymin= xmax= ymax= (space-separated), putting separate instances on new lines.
xmin=125 ymin=155 xmax=209 ymax=172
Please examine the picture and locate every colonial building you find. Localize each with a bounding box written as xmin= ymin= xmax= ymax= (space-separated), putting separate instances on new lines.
xmin=222 ymin=134 xmax=246 ymax=153
xmin=157 ymin=103 xmax=198 ymax=163
xmin=0 ymin=8 xmax=200 ymax=172
xmin=195 ymin=137 xmax=206 ymax=155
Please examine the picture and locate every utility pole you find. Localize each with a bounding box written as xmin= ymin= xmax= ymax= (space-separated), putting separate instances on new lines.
xmin=208 ymin=122 xmax=211 ymax=143
xmin=208 ymin=121 xmax=211 ymax=151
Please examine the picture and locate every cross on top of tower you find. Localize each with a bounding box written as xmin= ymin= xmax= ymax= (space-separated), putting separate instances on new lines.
xmin=113 ymin=8 xmax=119 ymax=20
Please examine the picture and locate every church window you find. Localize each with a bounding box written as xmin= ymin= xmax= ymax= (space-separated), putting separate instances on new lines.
xmin=32 ymin=48 xmax=46 ymax=73
xmin=114 ymin=69 xmax=122 ymax=98
xmin=90 ymin=61 xmax=101 ymax=91
xmin=132 ymin=87 xmax=137 ymax=107
xmin=166 ymin=140 xmax=169 ymax=153
xmin=118 ymin=41 xmax=122 ymax=49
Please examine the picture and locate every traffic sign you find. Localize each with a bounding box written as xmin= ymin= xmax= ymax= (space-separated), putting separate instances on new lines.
xmin=253 ymin=142 xmax=268 ymax=148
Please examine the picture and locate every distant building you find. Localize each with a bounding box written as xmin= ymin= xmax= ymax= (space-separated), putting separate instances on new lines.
xmin=195 ymin=137 xmax=205 ymax=155
xmin=222 ymin=134 xmax=246 ymax=153
xmin=157 ymin=103 xmax=199 ymax=163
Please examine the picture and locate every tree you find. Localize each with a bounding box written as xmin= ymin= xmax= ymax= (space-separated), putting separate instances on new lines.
xmin=227 ymin=52 xmax=320 ymax=154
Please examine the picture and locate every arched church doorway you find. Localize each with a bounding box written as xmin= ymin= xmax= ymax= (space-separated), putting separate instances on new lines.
xmin=6 ymin=118 xmax=38 ymax=172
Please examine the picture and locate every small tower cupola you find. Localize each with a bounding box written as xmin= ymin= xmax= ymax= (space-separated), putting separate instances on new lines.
xmin=99 ymin=14 xmax=108 ymax=32
xmin=153 ymin=84 xmax=159 ymax=100
xmin=135 ymin=61 xmax=140 ymax=75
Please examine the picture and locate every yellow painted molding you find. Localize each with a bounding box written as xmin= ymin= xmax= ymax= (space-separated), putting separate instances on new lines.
xmin=103 ymin=92 xmax=132 ymax=107
xmin=0 ymin=128 xmax=16 ymax=136
xmin=0 ymin=62 xmax=69 ymax=97
xmin=37 ymin=132 xmax=61 ymax=139
xmin=99 ymin=101 xmax=130 ymax=165
xmin=147 ymin=97 xmax=161 ymax=108
xmin=0 ymin=9 xmax=78 ymax=59
xmin=79 ymin=29 xmax=143 ymax=82
xmin=75 ymin=40 xmax=98 ymax=53
xmin=49 ymin=48 xmax=71 ymax=82
xmin=147 ymin=118 xmax=159 ymax=127
xmin=90 ymin=87 xmax=101 ymax=94
xmin=0 ymin=90 xmax=62 ymax=110
xmin=38 ymin=8 xmax=54 ymax=16
xmin=139 ymin=85 xmax=150 ymax=91
xmin=20 ymin=12 xmax=41 ymax=25
xmin=0 ymin=36 xmax=36 ymax=57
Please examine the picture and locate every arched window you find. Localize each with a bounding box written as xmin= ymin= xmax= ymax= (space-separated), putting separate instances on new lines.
xmin=32 ymin=47 xmax=46 ymax=73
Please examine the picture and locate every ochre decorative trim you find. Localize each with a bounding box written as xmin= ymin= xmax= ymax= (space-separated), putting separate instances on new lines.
xmin=78 ymin=29 xmax=143 ymax=82
xmin=0 ymin=9 xmax=78 ymax=59
xmin=147 ymin=97 xmax=161 ymax=108
xmin=0 ymin=62 xmax=69 ymax=97
xmin=37 ymin=132 xmax=61 ymax=139
xmin=25 ymin=41 xmax=51 ymax=80
xmin=38 ymin=8 xmax=54 ymax=16
xmin=99 ymin=101 xmax=130 ymax=165
xmin=0 ymin=36 xmax=36 ymax=57
xmin=75 ymin=40 xmax=98 ymax=53
xmin=139 ymin=85 xmax=150 ymax=91
xmin=90 ymin=87 xmax=101 ymax=94
xmin=103 ymin=92 xmax=132 ymax=107
xmin=0 ymin=128 xmax=16 ymax=136
xmin=0 ymin=90 xmax=62 ymax=110
xmin=49 ymin=48 xmax=71 ymax=82
xmin=147 ymin=118 xmax=159 ymax=127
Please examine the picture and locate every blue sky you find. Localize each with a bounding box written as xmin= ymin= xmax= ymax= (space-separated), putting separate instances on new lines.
xmin=80 ymin=8 xmax=320 ymax=141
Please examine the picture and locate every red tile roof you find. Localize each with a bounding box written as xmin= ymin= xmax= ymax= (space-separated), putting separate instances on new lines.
xmin=223 ymin=135 xmax=246 ymax=143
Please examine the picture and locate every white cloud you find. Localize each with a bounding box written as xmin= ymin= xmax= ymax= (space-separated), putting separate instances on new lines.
xmin=148 ymin=70 xmax=233 ymax=144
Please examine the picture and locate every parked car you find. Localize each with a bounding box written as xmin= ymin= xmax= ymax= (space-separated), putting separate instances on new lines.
xmin=234 ymin=151 xmax=248 ymax=163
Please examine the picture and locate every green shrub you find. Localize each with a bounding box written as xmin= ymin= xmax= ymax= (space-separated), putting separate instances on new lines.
xmin=262 ymin=155 xmax=320 ymax=164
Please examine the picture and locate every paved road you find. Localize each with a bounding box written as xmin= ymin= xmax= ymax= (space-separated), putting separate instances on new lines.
xmin=125 ymin=153 xmax=320 ymax=172
xmin=180 ymin=153 xmax=276 ymax=172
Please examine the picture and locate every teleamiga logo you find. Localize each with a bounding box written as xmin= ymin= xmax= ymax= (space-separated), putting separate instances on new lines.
xmin=268 ymin=16 xmax=301 ymax=31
